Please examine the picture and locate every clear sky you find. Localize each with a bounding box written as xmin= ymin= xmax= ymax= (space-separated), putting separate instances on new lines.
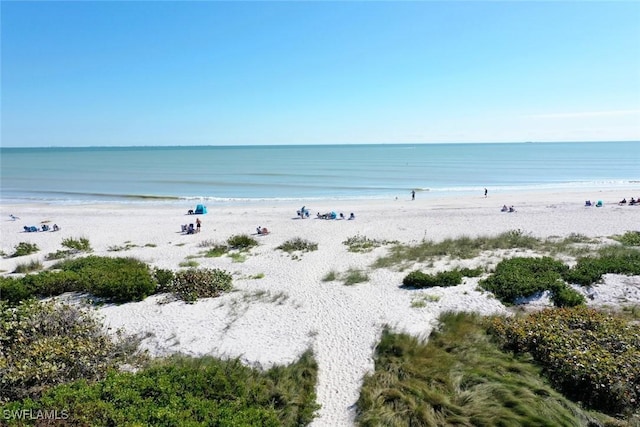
xmin=2 ymin=1 xmax=639 ymax=147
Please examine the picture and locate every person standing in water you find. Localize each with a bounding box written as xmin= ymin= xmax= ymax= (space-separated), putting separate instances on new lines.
xmin=411 ymin=190 xmax=415 ymax=201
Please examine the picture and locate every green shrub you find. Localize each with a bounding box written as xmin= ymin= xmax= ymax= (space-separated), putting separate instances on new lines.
xmin=0 ymin=277 xmax=34 ymax=305
xmin=153 ymin=268 xmax=174 ymax=292
xmin=549 ymin=283 xmax=586 ymax=307
xmin=563 ymin=247 xmax=640 ymax=286
xmin=227 ymin=234 xmax=258 ymax=250
xmin=457 ymin=266 xmax=484 ymax=277
xmin=19 ymin=270 xmax=81 ymax=297
xmin=402 ymin=270 xmax=463 ymax=288
xmin=11 ymin=242 xmax=39 ymax=257
xmin=612 ymin=231 xmax=640 ymax=246
xmin=479 ymin=257 xmax=568 ymax=305
xmin=1 ymin=351 xmax=319 ymax=426
xmin=55 ymin=256 xmax=156 ymax=303
xmin=277 ymin=238 xmax=318 ymax=253
xmin=168 ymin=268 xmax=233 ymax=303
xmin=0 ymin=299 xmax=142 ymax=402
xmin=489 ymin=306 xmax=640 ymax=416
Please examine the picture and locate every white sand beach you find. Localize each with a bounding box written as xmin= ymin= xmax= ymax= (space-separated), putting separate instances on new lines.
xmin=1 ymin=188 xmax=640 ymax=426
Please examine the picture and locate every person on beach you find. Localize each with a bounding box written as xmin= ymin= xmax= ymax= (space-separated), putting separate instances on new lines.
xmin=196 ymin=218 xmax=201 ymax=233
xmin=411 ymin=190 xmax=415 ymax=201
xmin=484 ymin=188 xmax=488 ymax=198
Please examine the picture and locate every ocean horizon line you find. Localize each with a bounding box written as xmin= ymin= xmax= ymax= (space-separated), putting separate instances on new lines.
xmin=2 ymin=140 xmax=638 ymax=150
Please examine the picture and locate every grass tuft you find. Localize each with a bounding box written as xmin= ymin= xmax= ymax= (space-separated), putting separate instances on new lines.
xmin=357 ymin=312 xmax=612 ymax=426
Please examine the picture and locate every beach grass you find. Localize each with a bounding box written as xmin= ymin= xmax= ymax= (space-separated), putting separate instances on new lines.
xmin=343 ymin=268 xmax=369 ymax=286
xmin=342 ymin=234 xmax=398 ymax=253
xmin=322 ymin=270 xmax=338 ymax=282
xmin=371 ymin=230 xmax=637 ymax=271
xmin=277 ymin=237 xmax=318 ymax=253
xmin=372 ymin=230 xmax=541 ymax=270
xmin=10 ymin=242 xmax=39 ymax=258
xmin=227 ymin=234 xmax=258 ymax=250
xmin=356 ymin=312 xmax=616 ymax=427
xmin=12 ymin=259 xmax=43 ymax=273
xmin=179 ymin=260 xmax=199 ymax=268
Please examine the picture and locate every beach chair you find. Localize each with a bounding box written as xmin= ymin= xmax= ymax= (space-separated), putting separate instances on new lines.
xmin=596 ymin=200 xmax=603 ymax=208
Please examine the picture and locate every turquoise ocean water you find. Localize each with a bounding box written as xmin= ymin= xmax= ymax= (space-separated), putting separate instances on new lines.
xmin=1 ymin=142 xmax=638 ymax=204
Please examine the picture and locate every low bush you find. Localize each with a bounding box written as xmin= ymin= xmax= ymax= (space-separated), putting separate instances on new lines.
xmin=457 ymin=266 xmax=484 ymax=277
xmin=11 ymin=242 xmax=39 ymax=257
xmin=549 ymin=283 xmax=586 ymax=307
xmin=227 ymin=234 xmax=258 ymax=250
xmin=563 ymin=246 xmax=640 ymax=286
xmin=277 ymin=238 xmax=318 ymax=253
xmin=153 ymin=268 xmax=174 ymax=292
xmin=489 ymin=306 xmax=640 ymax=417
xmin=479 ymin=257 xmax=569 ymax=305
xmin=166 ymin=268 xmax=233 ymax=303
xmin=0 ymin=299 xmax=142 ymax=402
xmin=402 ymin=269 xmax=463 ymax=288
xmin=19 ymin=270 xmax=81 ymax=297
xmin=612 ymin=231 xmax=640 ymax=247
xmin=0 ymin=277 xmax=35 ymax=305
xmin=1 ymin=351 xmax=319 ymax=426
xmin=55 ymin=256 xmax=156 ymax=303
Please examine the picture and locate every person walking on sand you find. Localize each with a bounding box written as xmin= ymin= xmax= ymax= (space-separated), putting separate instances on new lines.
xmin=484 ymin=188 xmax=488 ymax=198
xmin=196 ymin=218 xmax=201 ymax=233
xmin=411 ymin=190 xmax=415 ymax=201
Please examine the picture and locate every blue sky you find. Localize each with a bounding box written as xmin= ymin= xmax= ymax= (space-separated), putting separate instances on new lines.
xmin=2 ymin=1 xmax=639 ymax=147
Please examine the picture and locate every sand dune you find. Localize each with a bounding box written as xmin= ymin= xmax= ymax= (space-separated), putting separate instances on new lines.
xmin=1 ymin=188 xmax=639 ymax=426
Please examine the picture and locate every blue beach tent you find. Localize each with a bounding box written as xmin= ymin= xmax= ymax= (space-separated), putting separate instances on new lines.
xmin=194 ymin=204 xmax=208 ymax=214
